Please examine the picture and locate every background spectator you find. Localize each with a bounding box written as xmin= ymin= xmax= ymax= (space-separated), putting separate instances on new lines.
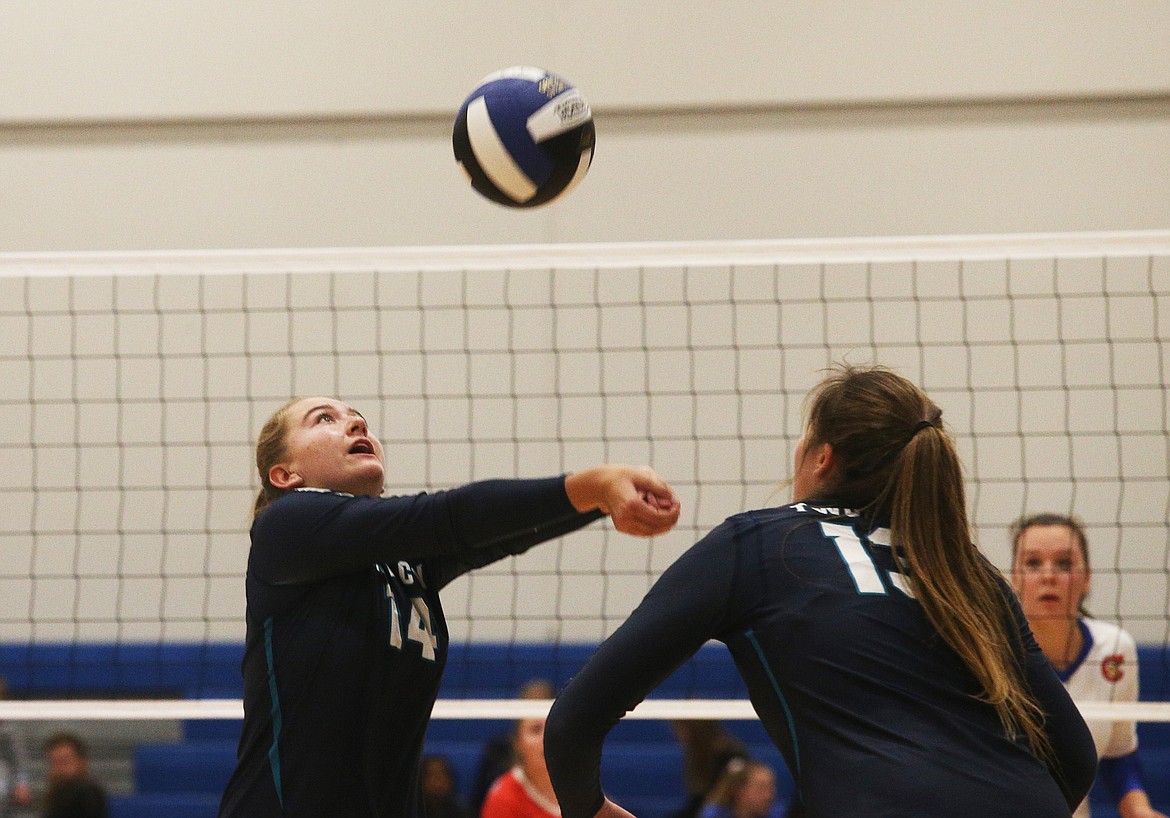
xmin=40 ymin=732 xmax=108 ymax=818
xmin=481 ymin=715 xmax=559 ymax=818
xmin=699 ymin=759 xmax=787 ymax=818
xmin=422 ymin=754 xmax=470 ymax=818
xmin=469 ymin=678 xmax=555 ymax=816
xmin=668 ymin=720 xmax=748 ymax=818
xmin=0 ymin=678 xmax=31 ymax=815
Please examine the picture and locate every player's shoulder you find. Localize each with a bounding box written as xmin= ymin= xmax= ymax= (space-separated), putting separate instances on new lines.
xmin=268 ymin=486 xmax=379 ymax=511
xmin=731 ymin=501 xmax=865 ymax=529
xmin=1082 ymin=616 xmax=1137 ymax=654
xmin=716 ymin=502 xmax=868 ymax=548
xmin=263 ymin=486 xmax=356 ymax=511
xmin=251 ymin=488 xmax=362 ymax=537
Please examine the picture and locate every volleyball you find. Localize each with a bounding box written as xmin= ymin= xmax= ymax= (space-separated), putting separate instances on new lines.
xmin=453 ymin=66 xmax=595 ymax=208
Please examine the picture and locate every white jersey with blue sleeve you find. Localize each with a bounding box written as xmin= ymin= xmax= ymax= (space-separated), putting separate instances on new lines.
xmin=1062 ymin=617 xmax=1141 ymax=818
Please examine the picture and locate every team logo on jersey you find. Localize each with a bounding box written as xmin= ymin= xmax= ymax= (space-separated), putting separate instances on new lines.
xmin=1101 ymin=653 xmax=1125 ymax=683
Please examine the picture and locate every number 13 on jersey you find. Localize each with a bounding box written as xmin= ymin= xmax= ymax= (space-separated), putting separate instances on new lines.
xmin=820 ymin=522 xmax=914 ymax=598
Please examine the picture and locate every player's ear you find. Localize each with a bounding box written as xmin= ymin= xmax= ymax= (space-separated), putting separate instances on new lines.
xmin=269 ymin=464 xmax=303 ymax=491
xmin=811 ymin=442 xmax=836 ymax=481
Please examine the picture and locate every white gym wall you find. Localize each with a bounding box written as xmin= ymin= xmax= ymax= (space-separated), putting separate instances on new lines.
xmin=1 ymin=2 xmax=1168 ymax=251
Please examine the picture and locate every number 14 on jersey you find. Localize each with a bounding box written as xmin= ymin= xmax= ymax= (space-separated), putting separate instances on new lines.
xmin=378 ymin=562 xmax=440 ymax=661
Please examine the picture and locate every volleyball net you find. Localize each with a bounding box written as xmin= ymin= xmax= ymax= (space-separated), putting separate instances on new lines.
xmin=0 ymin=231 xmax=1168 ymax=723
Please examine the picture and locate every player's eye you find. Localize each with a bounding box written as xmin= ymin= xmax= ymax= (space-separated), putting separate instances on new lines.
xmin=316 ymin=411 xmax=336 ymax=423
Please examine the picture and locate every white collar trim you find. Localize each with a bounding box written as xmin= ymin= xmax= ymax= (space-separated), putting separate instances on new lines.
xmin=293 ymin=487 xmax=355 ymax=498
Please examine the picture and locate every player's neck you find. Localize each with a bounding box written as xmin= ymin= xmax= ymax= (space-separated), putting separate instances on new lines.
xmin=525 ymin=765 xmax=557 ymax=804
xmin=1031 ymin=616 xmax=1083 ymax=671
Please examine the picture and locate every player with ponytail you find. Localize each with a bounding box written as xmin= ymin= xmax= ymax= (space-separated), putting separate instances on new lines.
xmin=804 ymin=365 xmax=1050 ymax=761
xmin=546 ymin=363 xmax=1097 ymax=818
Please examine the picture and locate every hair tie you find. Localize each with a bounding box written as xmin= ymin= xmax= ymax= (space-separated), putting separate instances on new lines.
xmin=846 ymin=417 xmax=941 ymax=479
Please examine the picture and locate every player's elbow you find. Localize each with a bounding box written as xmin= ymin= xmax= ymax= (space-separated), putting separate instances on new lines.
xmin=1057 ymin=732 xmax=1100 ymax=810
xmin=544 ymin=695 xmax=574 ymax=757
xmin=545 ymin=692 xmax=599 ymax=775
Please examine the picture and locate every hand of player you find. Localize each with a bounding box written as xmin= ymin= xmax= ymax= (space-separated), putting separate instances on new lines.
xmin=565 ymin=465 xmax=680 ymax=537
xmin=592 ymin=798 xmax=638 ymax=818
xmin=1118 ymin=789 xmax=1169 ymax=818
xmin=1122 ymin=806 xmax=1168 ymax=818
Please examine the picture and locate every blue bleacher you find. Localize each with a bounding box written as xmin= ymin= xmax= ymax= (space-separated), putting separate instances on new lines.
xmin=133 ymin=741 xmax=237 ymax=794
xmin=1 ymin=641 xmax=1165 ymax=818
xmin=0 ymin=642 xmax=244 ymax=695
xmin=108 ymin=792 xmax=222 ymax=818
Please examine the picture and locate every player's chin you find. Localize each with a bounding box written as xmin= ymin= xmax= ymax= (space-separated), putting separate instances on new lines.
xmin=351 ymin=462 xmax=386 ymax=495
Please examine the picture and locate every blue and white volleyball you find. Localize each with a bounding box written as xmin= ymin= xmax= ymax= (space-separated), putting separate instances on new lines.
xmin=453 ymin=66 xmax=595 ymax=208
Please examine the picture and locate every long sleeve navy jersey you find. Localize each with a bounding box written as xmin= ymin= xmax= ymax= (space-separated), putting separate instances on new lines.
xmin=545 ymin=502 xmax=1098 ymax=818
xmin=217 ymin=478 xmax=602 ymax=818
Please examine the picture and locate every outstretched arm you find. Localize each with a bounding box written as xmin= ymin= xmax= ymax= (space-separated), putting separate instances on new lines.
xmin=253 ymin=467 xmax=679 ymax=586
xmin=565 ymin=465 xmax=680 ymax=537
xmin=428 ymin=466 xmax=680 ymax=588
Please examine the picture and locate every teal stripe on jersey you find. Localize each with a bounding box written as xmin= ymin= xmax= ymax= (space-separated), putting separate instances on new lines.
xmin=745 ymin=628 xmax=801 ymax=776
xmin=264 ymin=617 xmax=284 ymax=806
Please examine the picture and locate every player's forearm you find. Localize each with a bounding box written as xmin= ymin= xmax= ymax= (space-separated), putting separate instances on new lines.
xmin=564 ymin=465 xmax=654 ymax=515
xmin=564 ymin=465 xmax=679 ymax=536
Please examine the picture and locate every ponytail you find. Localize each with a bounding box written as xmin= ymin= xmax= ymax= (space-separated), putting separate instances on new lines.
xmin=253 ymin=399 xmax=299 ymax=519
xmin=889 ymin=428 xmax=1051 ymax=761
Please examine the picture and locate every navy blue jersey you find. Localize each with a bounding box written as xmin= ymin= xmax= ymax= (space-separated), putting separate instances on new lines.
xmin=217 ymin=478 xmax=601 ymax=818
xmin=546 ymin=502 xmax=1097 ymax=818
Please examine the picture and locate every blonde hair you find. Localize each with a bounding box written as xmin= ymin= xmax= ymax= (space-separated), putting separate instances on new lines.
xmin=804 ymin=363 xmax=1051 ymax=761
xmin=252 ymin=398 xmax=300 ymax=519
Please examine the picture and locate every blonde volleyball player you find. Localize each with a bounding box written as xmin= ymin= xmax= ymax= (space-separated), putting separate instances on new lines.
xmin=217 ymin=397 xmax=679 ymax=818
xmin=1012 ymin=514 xmax=1167 ymax=818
